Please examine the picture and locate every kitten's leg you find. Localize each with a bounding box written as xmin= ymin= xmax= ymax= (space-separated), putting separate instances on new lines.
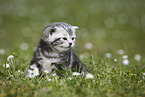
xmin=54 ymin=63 xmax=67 ymax=76
xmin=71 ymin=62 xmax=89 ymax=73
xmin=70 ymin=49 xmax=90 ymax=73
xmin=80 ymin=63 xmax=90 ymax=73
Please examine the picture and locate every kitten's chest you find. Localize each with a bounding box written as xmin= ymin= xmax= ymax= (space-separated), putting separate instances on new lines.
xmin=39 ymin=49 xmax=70 ymax=73
xmin=42 ymin=57 xmax=60 ymax=64
xmin=40 ymin=52 xmax=62 ymax=73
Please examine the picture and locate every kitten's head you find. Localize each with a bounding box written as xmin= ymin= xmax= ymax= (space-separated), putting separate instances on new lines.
xmin=42 ymin=22 xmax=79 ymax=52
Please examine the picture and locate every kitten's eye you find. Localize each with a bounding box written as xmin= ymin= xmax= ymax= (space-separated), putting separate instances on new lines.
xmin=72 ymin=37 xmax=76 ymax=40
xmin=63 ymin=38 xmax=67 ymax=40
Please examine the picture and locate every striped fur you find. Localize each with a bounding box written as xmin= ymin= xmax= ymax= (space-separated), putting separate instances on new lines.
xmin=27 ymin=22 xmax=89 ymax=78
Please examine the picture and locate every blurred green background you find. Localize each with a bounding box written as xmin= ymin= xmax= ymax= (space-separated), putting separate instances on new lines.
xmin=0 ymin=0 xmax=145 ymax=55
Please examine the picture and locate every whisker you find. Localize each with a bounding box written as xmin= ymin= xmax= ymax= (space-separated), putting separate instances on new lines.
xmin=72 ymin=45 xmax=79 ymax=52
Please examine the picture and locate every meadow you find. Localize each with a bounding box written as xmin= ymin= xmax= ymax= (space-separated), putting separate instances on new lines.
xmin=0 ymin=0 xmax=145 ymax=97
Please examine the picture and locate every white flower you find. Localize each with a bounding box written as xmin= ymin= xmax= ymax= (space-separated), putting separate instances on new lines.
xmin=68 ymin=77 xmax=72 ymax=80
xmin=72 ymin=72 xmax=81 ymax=76
xmin=3 ymin=63 xmax=9 ymax=68
xmin=18 ymin=70 xmax=21 ymax=72
xmin=81 ymin=71 xmax=85 ymax=75
xmin=52 ymin=73 xmax=56 ymax=77
xmin=7 ymin=55 xmax=14 ymax=61
xmin=34 ymin=68 xmax=39 ymax=75
xmin=105 ymin=53 xmax=111 ymax=58
xmin=17 ymin=70 xmax=23 ymax=74
xmin=30 ymin=65 xmax=36 ymax=69
xmin=85 ymin=73 xmax=94 ymax=79
xmin=118 ymin=49 xmax=124 ymax=55
xmin=122 ymin=55 xmax=128 ymax=59
xmin=134 ymin=54 xmax=141 ymax=61
xmin=122 ymin=59 xmax=129 ymax=65
xmin=114 ymin=58 xmax=117 ymax=62
xmin=44 ymin=70 xmax=48 ymax=73
xmin=27 ymin=67 xmax=39 ymax=78
xmin=27 ymin=70 xmax=33 ymax=78
xmin=48 ymin=78 xmax=51 ymax=81
xmin=143 ymin=73 xmax=145 ymax=76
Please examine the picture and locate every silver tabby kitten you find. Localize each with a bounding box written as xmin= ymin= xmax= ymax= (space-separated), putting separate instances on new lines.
xmin=27 ymin=22 xmax=89 ymax=78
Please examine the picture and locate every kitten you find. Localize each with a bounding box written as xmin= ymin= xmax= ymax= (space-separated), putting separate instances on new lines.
xmin=27 ymin=22 xmax=89 ymax=78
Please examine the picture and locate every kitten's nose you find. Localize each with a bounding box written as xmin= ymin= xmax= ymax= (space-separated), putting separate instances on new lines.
xmin=69 ymin=43 xmax=72 ymax=46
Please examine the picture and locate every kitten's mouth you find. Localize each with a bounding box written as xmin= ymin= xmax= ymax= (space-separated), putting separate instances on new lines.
xmin=53 ymin=45 xmax=72 ymax=52
xmin=59 ymin=46 xmax=70 ymax=48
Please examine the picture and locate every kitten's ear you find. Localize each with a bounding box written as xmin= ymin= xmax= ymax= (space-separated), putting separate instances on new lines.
xmin=43 ymin=26 xmax=56 ymax=37
xmin=72 ymin=26 xmax=79 ymax=30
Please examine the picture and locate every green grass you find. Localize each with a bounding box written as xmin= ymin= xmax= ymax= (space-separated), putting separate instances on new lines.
xmin=0 ymin=50 xmax=145 ymax=97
